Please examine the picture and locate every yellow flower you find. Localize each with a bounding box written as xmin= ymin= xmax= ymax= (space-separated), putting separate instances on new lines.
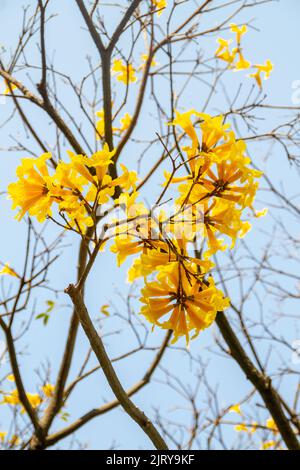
xmin=118 ymin=112 xmax=132 ymax=133
xmin=95 ymin=109 xmax=106 ymax=139
xmin=21 ymin=393 xmax=42 ymax=413
xmin=230 ymin=23 xmax=248 ymax=45
xmin=0 ymin=431 xmax=7 ymax=443
xmin=9 ymin=435 xmax=20 ymax=446
xmin=234 ymin=423 xmax=248 ymax=432
xmin=1 ymin=389 xmax=20 ymax=406
xmin=215 ymin=38 xmax=236 ymax=64
xmin=111 ymin=236 xmax=145 ymax=266
xmin=152 ymin=0 xmax=167 ymax=16
xmin=4 ymin=82 xmax=18 ymax=95
xmin=261 ymin=440 xmax=276 ymax=450
xmin=114 ymin=164 xmax=138 ymax=192
xmin=249 ymin=59 xmax=273 ymax=88
xmin=1 ymin=389 xmax=42 ymax=411
xmin=127 ymin=236 xmax=213 ymax=283
xmin=200 ymin=115 xmax=231 ymax=152
xmin=250 ymin=422 xmax=258 ymax=433
xmin=95 ymin=109 xmax=131 ymax=139
xmin=266 ymin=417 xmax=278 ymax=434
xmin=41 ymin=383 xmax=55 ymax=398
xmin=6 ymin=374 xmax=15 ymax=382
xmin=229 ymin=404 xmax=242 ymax=415
xmin=112 ymin=59 xmax=137 ymax=84
xmin=83 ymin=144 xmax=116 ymax=182
xmin=95 ymin=109 xmax=119 ymax=139
xmin=170 ymin=110 xmax=199 ymax=154
xmin=0 ymin=263 xmax=19 ymax=278
xmin=234 ymin=51 xmax=251 ymax=71
xmin=59 ymin=200 xmax=94 ymax=233
xmin=8 ymin=153 xmax=55 ymax=222
xmin=140 ymin=54 xmax=158 ymax=69
xmin=140 ymin=262 xmax=229 ymax=343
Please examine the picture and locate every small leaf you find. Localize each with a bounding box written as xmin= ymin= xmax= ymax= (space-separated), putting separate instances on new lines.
xmin=60 ymin=412 xmax=70 ymax=422
xmin=36 ymin=313 xmax=46 ymax=320
xmin=45 ymin=300 xmax=55 ymax=313
xmin=36 ymin=300 xmax=55 ymax=325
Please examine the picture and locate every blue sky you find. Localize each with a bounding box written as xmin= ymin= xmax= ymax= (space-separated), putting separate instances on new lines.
xmin=0 ymin=0 xmax=300 ymax=449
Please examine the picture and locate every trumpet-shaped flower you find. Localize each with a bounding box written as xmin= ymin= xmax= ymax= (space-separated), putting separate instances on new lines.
xmin=112 ymin=59 xmax=137 ymax=84
xmin=140 ymin=262 xmax=229 ymax=343
xmin=8 ymin=153 xmax=55 ymax=222
xmin=230 ymin=23 xmax=248 ymax=45
xmin=152 ymin=0 xmax=167 ymax=16
xmin=250 ymin=59 xmax=273 ymax=88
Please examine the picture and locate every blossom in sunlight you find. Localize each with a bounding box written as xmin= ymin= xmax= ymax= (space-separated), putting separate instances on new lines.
xmin=8 ymin=153 xmax=55 ymax=222
xmin=260 ymin=440 xmax=276 ymax=450
xmin=249 ymin=59 xmax=273 ymax=88
xmin=109 ymin=109 xmax=263 ymax=343
xmin=152 ymin=0 xmax=167 ymax=16
xmin=6 ymin=374 xmax=15 ymax=382
xmin=81 ymin=144 xmax=115 ymax=182
xmin=8 ymin=143 xmax=137 ymax=235
xmin=266 ymin=417 xmax=279 ymax=434
xmin=41 ymin=383 xmax=55 ymax=398
xmin=4 ymin=82 xmax=18 ymax=95
xmin=118 ymin=112 xmax=132 ymax=134
xmin=95 ymin=110 xmax=132 ymax=139
xmin=9 ymin=435 xmax=21 ymax=447
xmin=115 ymin=164 xmax=138 ymax=192
xmin=170 ymin=109 xmax=199 ymax=153
xmin=234 ymin=423 xmax=248 ymax=432
xmin=0 ymin=431 xmax=7 ymax=443
xmin=230 ymin=23 xmax=248 ymax=45
xmin=95 ymin=109 xmax=119 ymax=139
xmin=0 ymin=263 xmax=19 ymax=278
xmin=229 ymin=404 xmax=242 ymax=415
xmin=8 ymin=105 xmax=262 ymax=347
xmin=1 ymin=389 xmax=43 ymax=413
xmin=234 ymin=51 xmax=251 ymax=71
xmin=140 ymin=262 xmax=229 ymax=343
xmin=112 ymin=59 xmax=137 ymax=84
xmin=215 ymin=38 xmax=236 ymax=64
xmin=216 ymin=24 xmax=272 ymax=88
xmin=127 ymin=234 xmax=213 ymax=282
xmin=110 ymin=236 xmax=146 ymax=266
xmin=140 ymin=54 xmax=158 ymax=70
xmin=1 ymin=389 xmax=20 ymax=406
xmin=21 ymin=393 xmax=43 ymax=413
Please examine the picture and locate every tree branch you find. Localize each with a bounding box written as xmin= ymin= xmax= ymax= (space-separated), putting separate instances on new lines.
xmin=65 ymin=283 xmax=168 ymax=450
xmin=216 ymin=311 xmax=300 ymax=450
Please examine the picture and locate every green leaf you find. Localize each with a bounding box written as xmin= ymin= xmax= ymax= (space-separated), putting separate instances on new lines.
xmin=36 ymin=300 xmax=56 ymax=325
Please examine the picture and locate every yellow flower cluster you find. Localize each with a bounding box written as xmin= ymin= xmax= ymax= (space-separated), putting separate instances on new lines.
xmin=8 ymin=145 xmax=137 ymax=231
xmin=0 ymin=375 xmax=55 ymax=411
xmin=168 ymin=110 xmax=265 ymax=255
xmin=215 ymin=23 xmax=273 ymax=87
xmin=8 ymin=107 xmax=263 ymax=344
xmin=231 ymin=406 xmax=280 ymax=450
xmin=109 ymin=110 xmax=264 ymax=343
xmin=0 ymin=380 xmax=56 ymax=446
